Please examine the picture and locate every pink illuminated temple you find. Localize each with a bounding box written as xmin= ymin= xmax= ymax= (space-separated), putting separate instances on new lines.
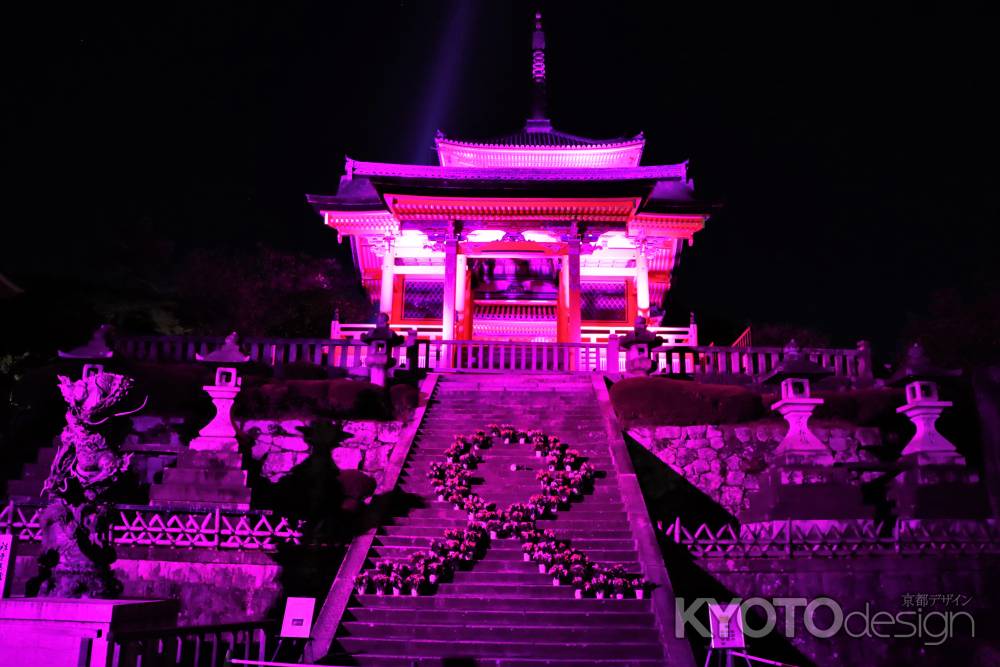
xmin=307 ymin=12 xmax=719 ymax=344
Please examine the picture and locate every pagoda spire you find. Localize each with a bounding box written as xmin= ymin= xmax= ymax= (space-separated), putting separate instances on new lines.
xmin=526 ymin=10 xmax=552 ymax=132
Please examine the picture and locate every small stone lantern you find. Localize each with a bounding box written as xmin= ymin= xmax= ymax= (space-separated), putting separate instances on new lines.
xmin=190 ymin=332 xmax=250 ymax=452
xmin=619 ymin=316 xmax=664 ymax=377
xmin=361 ymin=313 xmax=404 ymax=387
xmin=888 ymin=343 xmax=963 ymax=466
xmin=762 ymin=340 xmax=834 ymax=464
xmin=58 ymin=324 xmax=115 ymax=378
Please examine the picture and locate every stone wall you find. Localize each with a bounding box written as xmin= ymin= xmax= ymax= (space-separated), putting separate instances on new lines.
xmin=629 ymin=420 xmax=881 ymax=517
xmin=240 ymin=418 xmax=402 ymax=488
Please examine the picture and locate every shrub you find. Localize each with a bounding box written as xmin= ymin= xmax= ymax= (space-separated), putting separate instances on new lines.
xmin=610 ymin=377 xmax=765 ymax=426
xmin=239 ymin=379 xmax=391 ymax=420
xmin=389 ymin=383 xmax=419 ymax=420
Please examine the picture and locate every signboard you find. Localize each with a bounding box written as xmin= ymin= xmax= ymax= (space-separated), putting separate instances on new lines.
xmin=0 ymin=534 xmax=14 ymax=598
xmin=708 ymin=602 xmax=746 ymax=649
xmin=280 ymin=596 xmax=316 ymax=638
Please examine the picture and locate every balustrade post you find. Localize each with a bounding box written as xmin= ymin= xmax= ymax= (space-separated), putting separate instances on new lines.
xmin=606 ymin=334 xmax=620 ymax=375
xmin=856 ymin=339 xmax=873 ymax=383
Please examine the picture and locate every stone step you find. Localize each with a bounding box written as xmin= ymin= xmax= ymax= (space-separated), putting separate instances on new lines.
xmin=346 ymin=607 xmax=654 ymax=627
xmin=395 ymin=509 xmax=632 ymax=522
xmin=428 ymin=583 xmax=577 ymax=598
xmin=335 ymin=656 xmax=665 ymax=667
xmin=340 ymin=621 xmax=659 ymax=642
xmin=159 ymin=468 xmax=248 ymax=486
xmin=149 ymin=485 xmax=251 ymax=505
xmin=335 ymin=637 xmax=663 ymax=660
xmin=380 ymin=525 xmax=635 ymax=540
xmin=391 ymin=516 xmax=630 ymax=529
xmin=353 ymin=594 xmax=650 ymax=611
xmin=370 ymin=546 xmax=640 ymax=562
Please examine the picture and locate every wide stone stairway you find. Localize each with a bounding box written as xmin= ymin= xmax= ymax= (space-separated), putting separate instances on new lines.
xmin=324 ymin=374 xmax=690 ymax=666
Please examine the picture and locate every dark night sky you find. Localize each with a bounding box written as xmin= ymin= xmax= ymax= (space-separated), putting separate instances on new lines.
xmin=3 ymin=1 xmax=998 ymax=355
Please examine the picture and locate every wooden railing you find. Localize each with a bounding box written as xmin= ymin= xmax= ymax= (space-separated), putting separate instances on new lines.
xmin=580 ymin=324 xmax=695 ymax=345
xmin=115 ymin=335 xmax=872 ymax=381
xmin=646 ymin=342 xmax=873 ymax=381
xmin=108 ymin=620 xmax=275 ymax=667
xmin=332 ymin=321 xmax=445 ymax=341
xmin=731 ymin=325 xmax=752 ymax=348
xmin=413 ymin=339 xmax=610 ymax=372
xmin=117 ymin=335 xmax=391 ymax=371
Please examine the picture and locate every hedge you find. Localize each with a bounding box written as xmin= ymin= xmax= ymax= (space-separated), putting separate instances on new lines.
xmin=610 ymin=377 xmax=766 ymax=426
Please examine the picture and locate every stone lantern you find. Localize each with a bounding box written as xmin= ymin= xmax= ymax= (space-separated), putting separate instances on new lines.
xmin=763 ymin=340 xmax=834 ymax=464
xmin=886 ymin=343 xmax=985 ymax=519
xmin=743 ymin=340 xmax=868 ymax=521
xmin=888 ymin=343 xmax=962 ymax=466
xmin=361 ymin=313 xmax=404 ymax=387
xmin=58 ymin=324 xmax=115 ymax=378
xmin=189 ymin=333 xmax=250 ymax=452
xmin=149 ymin=332 xmax=252 ymax=509
xmin=619 ymin=316 xmax=663 ymax=377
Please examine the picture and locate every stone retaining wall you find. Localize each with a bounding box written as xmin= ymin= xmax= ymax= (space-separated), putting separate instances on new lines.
xmin=629 ymin=421 xmax=882 ymax=517
xmin=240 ymin=419 xmax=402 ymax=487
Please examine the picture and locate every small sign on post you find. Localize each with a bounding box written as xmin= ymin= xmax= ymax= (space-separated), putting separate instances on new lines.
xmin=280 ymin=596 xmax=316 ymax=639
xmin=0 ymin=534 xmax=14 ymax=598
xmin=708 ymin=602 xmax=745 ymax=650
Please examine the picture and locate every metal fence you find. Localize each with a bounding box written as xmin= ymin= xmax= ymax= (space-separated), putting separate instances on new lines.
xmin=659 ymin=518 xmax=1000 ymax=559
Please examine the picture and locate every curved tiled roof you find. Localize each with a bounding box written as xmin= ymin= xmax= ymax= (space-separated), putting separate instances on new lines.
xmin=438 ymin=128 xmax=643 ymax=149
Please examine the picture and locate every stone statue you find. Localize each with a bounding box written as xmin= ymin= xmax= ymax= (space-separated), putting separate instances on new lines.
xmin=619 ymin=316 xmax=664 ymax=349
xmin=361 ymin=313 xmax=403 ymax=387
xmin=33 ymin=371 xmax=146 ymax=597
xmin=361 ymin=313 xmax=403 ymax=347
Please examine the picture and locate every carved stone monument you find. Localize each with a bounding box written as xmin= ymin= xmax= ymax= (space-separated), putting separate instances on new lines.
xmin=34 ymin=371 xmax=146 ymax=597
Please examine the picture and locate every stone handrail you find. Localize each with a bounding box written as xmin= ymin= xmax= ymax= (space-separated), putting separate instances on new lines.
xmin=108 ymin=619 xmax=275 ymax=667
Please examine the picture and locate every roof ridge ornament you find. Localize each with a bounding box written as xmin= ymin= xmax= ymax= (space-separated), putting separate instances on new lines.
xmin=527 ymin=10 xmax=551 ymax=132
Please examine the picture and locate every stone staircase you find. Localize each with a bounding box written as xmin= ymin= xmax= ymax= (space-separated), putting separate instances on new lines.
xmin=5 ymin=440 xmax=57 ymax=500
xmin=323 ymin=374 xmax=690 ymax=666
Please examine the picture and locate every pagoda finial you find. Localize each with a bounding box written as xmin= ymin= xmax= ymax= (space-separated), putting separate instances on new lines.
xmin=527 ymin=9 xmax=551 ymax=131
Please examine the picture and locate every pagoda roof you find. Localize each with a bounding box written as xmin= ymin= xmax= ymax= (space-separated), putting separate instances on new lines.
xmin=306 ymin=157 xmax=718 ymax=219
xmin=344 ymin=158 xmax=684 ymax=182
xmin=437 ymin=127 xmax=643 ymax=149
xmin=435 ymin=126 xmax=646 ymax=169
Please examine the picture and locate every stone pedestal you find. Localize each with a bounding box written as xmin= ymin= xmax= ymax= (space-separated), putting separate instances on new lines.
xmin=0 ymin=598 xmax=178 ymax=667
xmin=745 ymin=377 xmax=867 ymax=519
xmin=624 ymin=343 xmax=656 ymax=376
xmin=889 ymin=463 xmax=986 ymax=520
xmin=742 ymin=462 xmax=868 ymax=521
xmin=366 ymin=340 xmax=394 ymax=387
xmin=150 ymin=450 xmax=251 ymax=509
